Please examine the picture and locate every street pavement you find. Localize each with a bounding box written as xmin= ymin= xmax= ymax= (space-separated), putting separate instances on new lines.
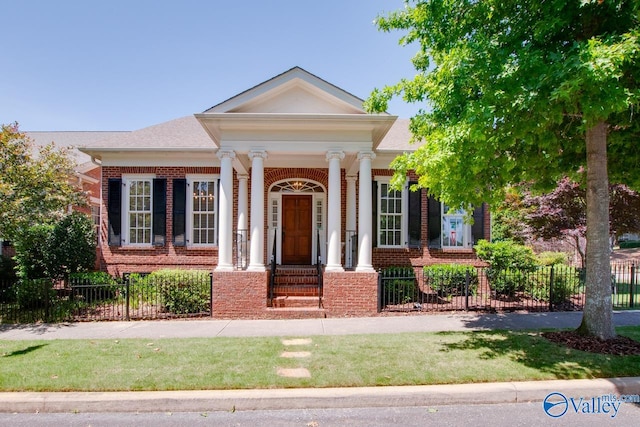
xmin=0 ymin=310 xmax=639 ymax=414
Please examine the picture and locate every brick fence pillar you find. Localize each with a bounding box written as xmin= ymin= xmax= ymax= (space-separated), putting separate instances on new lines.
xmin=212 ymin=271 xmax=268 ymax=318
xmin=323 ymin=271 xmax=378 ymax=316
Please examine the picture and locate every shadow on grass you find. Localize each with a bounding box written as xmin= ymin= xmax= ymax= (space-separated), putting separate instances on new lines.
xmin=436 ymin=329 xmax=640 ymax=380
xmin=1 ymin=343 xmax=48 ymax=357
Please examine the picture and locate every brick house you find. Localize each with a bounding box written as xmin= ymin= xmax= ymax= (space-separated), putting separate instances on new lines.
xmin=79 ymin=67 xmax=490 ymax=318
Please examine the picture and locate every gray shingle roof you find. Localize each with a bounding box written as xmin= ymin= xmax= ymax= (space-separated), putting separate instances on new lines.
xmin=78 ymin=116 xmax=213 ymax=153
xmin=26 ymin=130 xmax=128 ymax=168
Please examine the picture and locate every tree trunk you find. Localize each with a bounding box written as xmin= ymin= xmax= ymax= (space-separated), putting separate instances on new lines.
xmin=577 ymin=121 xmax=616 ymax=339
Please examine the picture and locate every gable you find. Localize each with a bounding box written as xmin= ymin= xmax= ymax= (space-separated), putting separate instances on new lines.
xmin=205 ymin=67 xmax=367 ymax=115
xmin=229 ymin=82 xmax=363 ymax=114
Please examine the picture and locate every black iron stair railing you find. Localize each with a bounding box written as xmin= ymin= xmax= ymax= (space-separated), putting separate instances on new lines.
xmin=269 ymin=228 xmax=277 ymax=305
xmin=316 ymin=228 xmax=323 ymax=308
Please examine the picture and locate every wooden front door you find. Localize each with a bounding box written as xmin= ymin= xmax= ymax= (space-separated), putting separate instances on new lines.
xmin=282 ymin=195 xmax=312 ymax=265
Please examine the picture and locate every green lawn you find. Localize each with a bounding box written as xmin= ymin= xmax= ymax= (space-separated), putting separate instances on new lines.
xmin=1 ymin=326 xmax=639 ymax=392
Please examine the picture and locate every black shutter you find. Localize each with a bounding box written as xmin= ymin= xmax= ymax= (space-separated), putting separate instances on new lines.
xmin=472 ymin=204 xmax=485 ymax=245
xmin=407 ymin=182 xmax=422 ymax=248
xmin=152 ymin=178 xmax=166 ymax=246
xmin=173 ymin=179 xmax=187 ymax=246
xmin=427 ymin=195 xmax=442 ymax=249
xmin=371 ymin=180 xmax=378 ymax=248
xmin=107 ymin=179 xmax=122 ymax=245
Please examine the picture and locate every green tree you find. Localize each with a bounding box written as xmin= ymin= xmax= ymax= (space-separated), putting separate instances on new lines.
xmin=13 ymin=213 xmax=96 ymax=280
xmin=366 ymin=1 xmax=640 ymax=339
xmin=0 ymin=123 xmax=85 ymax=241
xmin=48 ymin=212 xmax=96 ymax=279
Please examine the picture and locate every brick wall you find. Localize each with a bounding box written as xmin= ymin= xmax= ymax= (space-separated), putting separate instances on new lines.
xmin=100 ymin=166 xmax=222 ymax=276
xmin=99 ymin=165 xmax=489 ymax=276
xmin=212 ymin=271 xmax=268 ymax=318
xmin=323 ymin=271 xmax=378 ymax=316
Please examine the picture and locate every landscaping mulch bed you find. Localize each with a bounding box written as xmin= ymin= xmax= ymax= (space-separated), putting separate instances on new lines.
xmin=542 ymin=330 xmax=640 ymax=355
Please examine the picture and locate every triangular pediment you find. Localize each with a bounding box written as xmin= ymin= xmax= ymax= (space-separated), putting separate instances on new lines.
xmin=204 ymin=67 xmax=366 ymax=115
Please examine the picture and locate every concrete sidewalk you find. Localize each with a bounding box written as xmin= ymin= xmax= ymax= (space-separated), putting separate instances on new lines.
xmin=1 ymin=310 xmax=639 ymax=413
xmin=1 ymin=310 xmax=639 ymax=340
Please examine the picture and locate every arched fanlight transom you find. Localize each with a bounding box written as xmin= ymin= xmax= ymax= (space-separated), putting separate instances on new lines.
xmin=271 ymin=180 xmax=324 ymax=193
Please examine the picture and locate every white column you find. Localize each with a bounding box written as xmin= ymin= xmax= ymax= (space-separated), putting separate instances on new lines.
xmin=356 ymin=151 xmax=375 ymax=272
xmin=346 ymin=175 xmax=357 ymax=269
xmin=326 ymin=150 xmax=344 ymax=272
xmin=216 ymin=149 xmax=235 ymax=271
xmin=237 ymin=174 xmax=249 ymax=269
xmin=248 ymin=150 xmax=267 ymax=271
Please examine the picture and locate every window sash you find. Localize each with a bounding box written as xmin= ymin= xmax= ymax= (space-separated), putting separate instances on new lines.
xmin=442 ymin=204 xmax=468 ymax=248
xmin=378 ymin=182 xmax=405 ymax=247
xmin=127 ymin=179 xmax=152 ymax=245
xmin=191 ymin=180 xmax=217 ymax=246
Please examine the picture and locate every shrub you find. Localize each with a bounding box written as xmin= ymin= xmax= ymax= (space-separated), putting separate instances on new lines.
xmin=475 ymin=240 xmax=538 ymax=296
xmin=12 ymin=212 xmax=96 ymax=280
xmin=69 ymin=271 xmax=119 ymax=303
xmin=486 ymin=268 xmax=531 ymax=295
xmin=15 ymin=278 xmax=55 ymax=310
xmin=13 ymin=224 xmax=55 ymax=279
xmin=380 ymin=267 xmax=417 ymax=304
xmin=619 ymin=240 xmax=640 ymax=249
xmin=146 ymin=270 xmax=211 ymax=314
xmin=0 ymin=255 xmax=17 ymax=281
xmin=423 ymin=264 xmax=478 ymax=296
xmin=0 ymin=255 xmax=17 ymax=303
xmin=536 ymin=251 xmax=568 ymax=266
xmin=49 ymin=212 xmax=96 ymax=278
xmin=474 ymin=240 xmax=538 ymax=270
xmin=125 ymin=273 xmax=157 ymax=308
xmin=529 ymin=266 xmax=583 ymax=304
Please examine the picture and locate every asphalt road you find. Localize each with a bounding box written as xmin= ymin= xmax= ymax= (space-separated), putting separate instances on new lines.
xmin=1 ymin=402 xmax=639 ymax=427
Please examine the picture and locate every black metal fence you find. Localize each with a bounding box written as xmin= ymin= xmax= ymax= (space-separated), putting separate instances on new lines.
xmin=0 ymin=271 xmax=212 ymax=323
xmin=379 ymin=263 xmax=638 ymax=313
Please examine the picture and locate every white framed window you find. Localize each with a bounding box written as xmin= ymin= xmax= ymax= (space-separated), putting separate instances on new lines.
xmin=123 ymin=175 xmax=154 ymax=246
xmin=376 ymin=178 xmax=407 ymax=248
xmin=442 ymin=204 xmax=472 ymax=248
xmin=187 ymin=175 xmax=218 ymax=246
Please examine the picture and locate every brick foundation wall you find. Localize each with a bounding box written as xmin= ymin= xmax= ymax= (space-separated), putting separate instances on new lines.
xmin=323 ymin=271 xmax=378 ymax=317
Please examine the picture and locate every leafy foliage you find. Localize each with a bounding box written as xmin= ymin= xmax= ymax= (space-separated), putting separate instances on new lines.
xmin=48 ymin=212 xmax=96 ymax=278
xmin=12 ymin=213 xmax=95 ymax=279
xmin=523 ymin=177 xmax=640 ymax=266
xmin=490 ymin=187 xmax=530 ymax=243
xmin=0 ymin=123 xmax=85 ymax=241
xmin=474 ymin=240 xmax=538 ymax=271
xmin=423 ymin=264 xmax=478 ymax=296
xmin=536 ymin=251 xmax=569 ymax=266
xmin=380 ymin=267 xmax=417 ymax=304
xmin=475 ymin=240 xmax=538 ymax=295
xmin=138 ymin=270 xmax=211 ymax=314
xmin=13 ymin=224 xmax=55 ymax=279
xmin=367 ymin=0 xmax=640 ymax=339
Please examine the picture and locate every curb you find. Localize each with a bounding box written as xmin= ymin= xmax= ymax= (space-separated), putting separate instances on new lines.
xmin=1 ymin=377 xmax=639 ymax=413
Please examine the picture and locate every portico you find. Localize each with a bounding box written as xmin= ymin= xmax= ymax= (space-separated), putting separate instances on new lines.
xmin=195 ymin=67 xmax=396 ymax=272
